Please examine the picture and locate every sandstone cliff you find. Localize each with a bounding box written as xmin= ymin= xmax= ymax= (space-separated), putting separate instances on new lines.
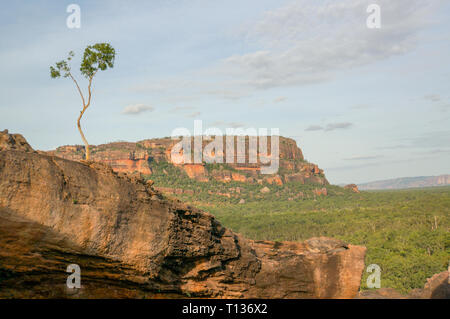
xmin=47 ymin=136 xmax=328 ymax=186
xmin=0 ymin=130 xmax=365 ymax=298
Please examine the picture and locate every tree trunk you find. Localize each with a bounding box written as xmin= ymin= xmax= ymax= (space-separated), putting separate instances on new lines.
xmin=77 ymin=109 xmax=90 ymax=161
xmin=70 ymin=73 xmax=94 ymax=161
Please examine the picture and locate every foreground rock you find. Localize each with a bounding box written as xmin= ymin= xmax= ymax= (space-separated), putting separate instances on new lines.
xmin=0 ymin=131 xmax=365 ymax=298
xmin=357 ymin=271 xmax=449 ymax=299
xmin=0 ymin=129 xmax=33 ymax=152
xmin=0 ymin=208 xmax=174 ymax=298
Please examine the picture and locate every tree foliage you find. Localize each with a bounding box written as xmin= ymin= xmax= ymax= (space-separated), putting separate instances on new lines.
xmin=80 ymin=43 xmax=115 ymax=78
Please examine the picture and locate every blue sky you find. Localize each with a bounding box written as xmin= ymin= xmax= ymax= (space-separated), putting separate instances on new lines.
xmin=1 ymin=0 xmax=449 ymax=184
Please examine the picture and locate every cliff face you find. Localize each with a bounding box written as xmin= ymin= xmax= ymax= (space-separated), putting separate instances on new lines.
xmin=0 ymin=131 xmax=365 ymax=298
xmin=47 ymin=142 xmax=152 ymax=175
xmin=47 ymin=136 xmax=328 ymax=186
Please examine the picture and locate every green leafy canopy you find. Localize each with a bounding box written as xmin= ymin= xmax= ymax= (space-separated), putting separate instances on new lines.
xmin=80 ymin=43 xmax=115 ymax=78
xmin=50 ymin=43 xmax=115 ymax=79
xmin=50 ymin=51 xmax=74 ymax=78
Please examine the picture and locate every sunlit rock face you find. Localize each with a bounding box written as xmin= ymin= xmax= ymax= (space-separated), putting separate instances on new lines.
xmin=0 ymin=132 xmax=365 ymax=299
xmin=47 ymin=136 xmax=328 ymax=186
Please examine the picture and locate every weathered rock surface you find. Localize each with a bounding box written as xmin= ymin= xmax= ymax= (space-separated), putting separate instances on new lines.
xmin=0 ymin=129 xmax=33 ymax=152
xmin=0 ymin=132 xmax=365 ymax=298
xmin=0 ymin=208 xmax=172 ymax=299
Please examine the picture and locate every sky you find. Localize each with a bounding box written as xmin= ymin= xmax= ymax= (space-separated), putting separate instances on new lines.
xmin=1 ymin=0 xmax=449 ymax=184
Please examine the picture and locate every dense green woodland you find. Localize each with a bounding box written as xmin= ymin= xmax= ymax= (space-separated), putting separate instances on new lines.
xmin=147 ymin=162 xmax=450 ymax=293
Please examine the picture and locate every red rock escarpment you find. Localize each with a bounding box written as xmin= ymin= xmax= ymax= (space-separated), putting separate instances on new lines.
xmin=48 ymin=136 xmax=328 ymax=186
xmin=47 ymin=142 xmax=152 ymax=175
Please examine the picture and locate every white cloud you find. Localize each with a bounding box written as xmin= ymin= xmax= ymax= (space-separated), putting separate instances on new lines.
xmin=424 ymin=94 xmax=441 ymax=102
xmin=168 ymin=107 xmax=201 ymax=118
xmin=351 ymin=104 xmax=372 ymax=110
xmin=186 ymin=111 xmax=202 ymax=118
xmin=405 ymin=130 xmax=450 ymax=148
xmin=344 ymin=155 xmax=383 ymax=161
xmin=219 ymin=0 xmax=443 ymax=90
xmin=171 ymin=106 xmax=196 ymax=113
xmin=325 ymin=122 xmax=353 ymax=131
xmin=305 ymin=125 xmax=324 ymax=131
xmin=378 ymin=130 xmax=450 ymax=149
xmin=122 ymin=104 xmax=154 ymax=115
xmin=306 ymin=122 xmax=353 ymax=131
xmin=124 ymin=0 xmax=443 ymax=100
xmin=210 ymin=121 xmax=245 ymax=128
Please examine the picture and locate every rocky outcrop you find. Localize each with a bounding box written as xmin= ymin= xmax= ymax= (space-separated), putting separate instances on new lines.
xmin=0 ymin=129 xmax=33 ymax=152
xmin=266 ymin=175 xmax=283 ymax=185
xmin=410 ymin=271 xmax=449 ymax=299
xmin=0 ymin=132 xmax=365 ymax=298
xmin=208 ymin=170 xmax=249 ymax=183
xmin=260 ymin=186 xmax=271 ymax=194
xmin=357 ymin=271 xmax=449 ymax=299
xmin=182 ymin=164 xmax=209 ymax=182
xmin=344 ymin=184 xmax=360 ymax=193
xmin=313 ymin=187 xmax=328 ymax=196
xmin=48 ymin=142 xmax=152 ymax=175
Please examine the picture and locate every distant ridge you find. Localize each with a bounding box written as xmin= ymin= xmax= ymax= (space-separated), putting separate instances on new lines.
xmin=46 ymin=135 xmax=329 ymax=186
xmin=358 ymin=175 xmax=450 ymax=190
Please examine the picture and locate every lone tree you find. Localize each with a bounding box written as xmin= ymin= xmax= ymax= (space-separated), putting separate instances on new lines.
xmin=50 ymin=43 xmax=116 ymax=160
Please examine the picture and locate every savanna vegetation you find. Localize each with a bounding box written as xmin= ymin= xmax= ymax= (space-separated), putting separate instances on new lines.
xmin=146 ymin=161 xmax=449 ymax=293
xmin=200 ymin=187 xmax=449 ymax=293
